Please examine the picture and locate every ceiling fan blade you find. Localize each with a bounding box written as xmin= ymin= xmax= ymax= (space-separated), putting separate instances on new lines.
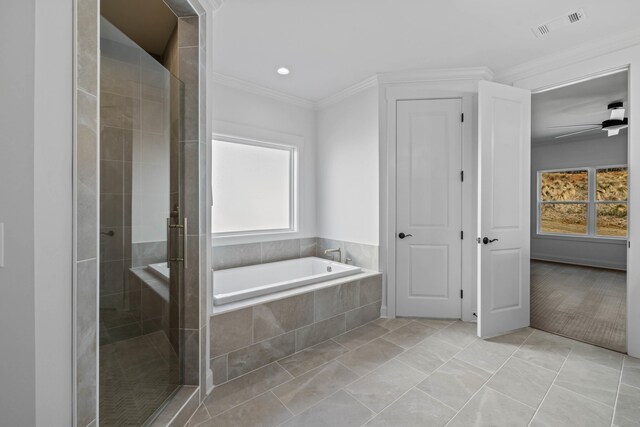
xmin=608 ymin=129 xmax=621 ymax=137
xmin=555 ymin=127 xmax=601 ymax=139
xmin=547 ymin=124 xmax=601 ymax=128
xmin=610 ymin=108 xmax=625 ymax=121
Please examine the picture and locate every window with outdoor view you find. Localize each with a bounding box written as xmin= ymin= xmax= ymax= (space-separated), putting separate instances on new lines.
xmin=538 ymin=166 xmax=627 ymax=238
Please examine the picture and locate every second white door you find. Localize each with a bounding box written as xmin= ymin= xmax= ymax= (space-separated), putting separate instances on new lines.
xmin=396 ymin=98 xmax=463 ymax=318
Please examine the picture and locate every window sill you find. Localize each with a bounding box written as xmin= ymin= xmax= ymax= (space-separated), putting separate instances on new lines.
xmin=534 ymin=233 xmax=627 ymax=245
xmin=212 ymin=229 xmax=300 ymax=247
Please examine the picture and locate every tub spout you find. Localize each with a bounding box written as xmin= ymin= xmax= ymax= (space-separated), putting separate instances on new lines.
xmin=323 ymin=248 xmax=342 ymax=262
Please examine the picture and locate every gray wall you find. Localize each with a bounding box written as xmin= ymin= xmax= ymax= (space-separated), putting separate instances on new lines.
xmin=0 ymin=0 xmax=73 ymax=425
xmin=531 ymin=134 xmax=628 ymax=269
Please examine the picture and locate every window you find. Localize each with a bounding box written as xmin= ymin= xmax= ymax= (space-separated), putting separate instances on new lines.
xmin=538 ymin=166 xmax=627 ymax=238
xmin=212 ymin=137 xmax=296 ymax=235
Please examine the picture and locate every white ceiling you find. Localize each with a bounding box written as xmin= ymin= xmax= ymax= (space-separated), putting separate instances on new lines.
xmin=532 ymin=71 xmax=628 ymax=143
xmin=212 ymin=0 xmax=640 ymax=101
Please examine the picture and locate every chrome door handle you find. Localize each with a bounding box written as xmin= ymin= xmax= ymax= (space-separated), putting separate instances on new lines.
xmin=398 ymin=233 xmax=413 ymax=239
xmin=482 ymin=237 xmax=499 ymax=244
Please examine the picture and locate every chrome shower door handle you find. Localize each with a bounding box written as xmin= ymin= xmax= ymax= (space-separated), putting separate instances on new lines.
xmin=166 ymin=218 xmax=171 ymax=265
xmin=183 ymin=217 xmax=188 ymax=269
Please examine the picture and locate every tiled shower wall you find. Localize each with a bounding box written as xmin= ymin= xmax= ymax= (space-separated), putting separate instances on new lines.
xmin=213 ymin=237 xmax=379 ymax=271
xmin=75 ymin=0 xmax=212 ymax=424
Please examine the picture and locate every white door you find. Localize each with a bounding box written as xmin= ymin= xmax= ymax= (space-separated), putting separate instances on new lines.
xmin=477 ymin=81 xmax=531 ymax=337
xmin=396 ymin=98 xmax=462 ymax=318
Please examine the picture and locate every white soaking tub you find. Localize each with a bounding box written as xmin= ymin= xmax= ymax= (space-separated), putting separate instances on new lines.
xmin=213 ymin=257 xmax=362 ymax=305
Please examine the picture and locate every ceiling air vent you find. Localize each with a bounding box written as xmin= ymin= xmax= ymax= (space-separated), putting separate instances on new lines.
xmin=532 ymin=8 xmax=587 ymax=38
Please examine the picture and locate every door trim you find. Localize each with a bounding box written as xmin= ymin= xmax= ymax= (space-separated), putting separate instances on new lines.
xmin=380 ymin=83 xmax=479 ymax=321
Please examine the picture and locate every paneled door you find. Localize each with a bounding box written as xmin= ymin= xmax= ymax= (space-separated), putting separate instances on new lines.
xmin=396 ymin=98 xmax=462 ymax=318
xmin=477 ymin=80 xmax=531 ymax=338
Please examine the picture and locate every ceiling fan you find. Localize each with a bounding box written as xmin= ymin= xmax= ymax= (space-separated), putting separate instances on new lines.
xmin=550 ymin=101 xmax=629 ymax=139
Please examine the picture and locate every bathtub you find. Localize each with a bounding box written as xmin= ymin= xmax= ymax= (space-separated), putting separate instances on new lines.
xmin=213 ymin=257 xmax=362 ymax=305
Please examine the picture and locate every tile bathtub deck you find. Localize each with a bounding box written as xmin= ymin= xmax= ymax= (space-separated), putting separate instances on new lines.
xmin=185 ymin=319 xmax=640 ymax=427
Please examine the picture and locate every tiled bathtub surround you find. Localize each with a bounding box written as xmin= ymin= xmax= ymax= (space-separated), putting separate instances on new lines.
xmin=213 ymin=237 xmax=378 ymax=270
xmin=210 ymin=274 xmax=383 ymax=384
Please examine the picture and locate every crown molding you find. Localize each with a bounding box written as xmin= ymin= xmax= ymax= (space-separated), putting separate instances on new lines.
xmin=495 ymin=28 xmax=640 ymax=84
xmin=211 ymin=72 xmax=316 ymax=109
xmin=316 ymin=75 xmax=380 ymax=109
xmin=378 ymin=66 xmax=494 ymax=85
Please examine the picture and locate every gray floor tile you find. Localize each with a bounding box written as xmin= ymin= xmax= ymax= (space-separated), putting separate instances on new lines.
xmin=613 ymin=384 xmax=640 ymax=427
xmin=345 ymin=360 xmax=426 ymax=412
xmin=570 ymin=341 xmax=624 ymax=371
xmin=272 ymin=361 xmax=359 ymax=415
xmin=432 ymin=321 xmax=478 ymax=349
xmin=486 ymin=357 xmax=556 ymax=408
xmin=185 ymin=404 xmax=210 ymax=426
xmin=395 ymin=336 xmax=460 ymax=375
xmin=531 ymin=385 xmax=613 ymax=427
xmin=277 ymin=340 xmax=348 ymax=377
xmin=281 ymin=390 xmax=373 ymax=427
xmin=372 ymin=317 xmax=413 ymax=331
xmin=365 ymin=388 xmax=456 ymax=427
xmin=381 ymin=321 xmax=438 ymax=349
xmin=416 ymin=359 xmax=491 ymax=410
xmin=555 ymin=357 xmax=620 ymax=406
xmin=447 ymin=387 xmax=535 ymax=427
xmin=201 ymin=392 xmax=291 ymax=427
xmin=454 ymin=339 xmax=515 ymax=373
xmin=513 ymin=330 xmax=573 ymax=372
xmin=413 ymin=318 xmax=456 ymax=329
xmin=203 ymin=363 xmax=293 ymax=417
xmin=337 ymin=338 xmax=404 ymax=376
xmin=333 ymin=323 xmax=390 ymax=350
xmin=622 ymin=356 xmax=640 ymax=388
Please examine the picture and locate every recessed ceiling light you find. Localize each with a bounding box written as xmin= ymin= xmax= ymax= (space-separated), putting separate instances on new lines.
xmin=277 ymin=67 xmax=290 ymax=76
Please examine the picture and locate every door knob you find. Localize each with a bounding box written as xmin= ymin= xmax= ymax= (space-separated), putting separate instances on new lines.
xmin=398 ymin=232 xmax=413 ymax=239
xmin=482 ymin=237 xmax=499 ymax=244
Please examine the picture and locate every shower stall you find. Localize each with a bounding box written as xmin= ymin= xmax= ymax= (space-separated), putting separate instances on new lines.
xmin=98 ymin=18 xmax=185 ymax=425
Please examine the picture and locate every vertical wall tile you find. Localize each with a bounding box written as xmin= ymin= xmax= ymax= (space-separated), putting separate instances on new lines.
xmin=210 ymin=308 xmax=253 ymax=357
xmin=77 ymin=0 xmax=97 ymax=95
xmin=314 ymin=281 xmax=359 ymax=321
xmin=299 ymin=238 xmax=318 ymax=257
xmin=178 ymin=16 xmax=199 ymax=47
xmin=77 ymin=259 xmax=97 ymax=426
xmin=261 ymin=239 xmax=301 ymax=263
xmin=227 ymin=332 xmax=295 ymax=380
xmin=359 ymin=274 xmax=383 ymax=306
xmin=316 ymin=238 xmax=346 ymax=262
xmin=345 ymin=242 xmax=379 ymax=270
xmin=212 ymin=243 xmax=262 ymax=270
xmin=253 ymin=294 xmax=314 ymax=342
xmin=295 ymin=314 xmax=346 ymax=351
xmin=346 ymin=301 xmax=382 ymax=331
xmin=211 ymin=354 xmax=228 ymax=385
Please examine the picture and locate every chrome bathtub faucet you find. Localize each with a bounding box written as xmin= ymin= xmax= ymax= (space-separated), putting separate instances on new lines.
xmin=323 ymin=248 xmax=342 ymax=262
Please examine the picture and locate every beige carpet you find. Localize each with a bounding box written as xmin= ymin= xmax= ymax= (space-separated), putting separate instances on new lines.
xmin=531 ymin=260 xmax=626 ymax=353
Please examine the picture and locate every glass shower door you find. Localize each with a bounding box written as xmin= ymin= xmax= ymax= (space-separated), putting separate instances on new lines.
xmin=98 ymin=17 xmax=184 ymax=426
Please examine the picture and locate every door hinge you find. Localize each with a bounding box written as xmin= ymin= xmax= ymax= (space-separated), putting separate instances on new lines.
xmin=460 ymin=289 xmax=464 ymax=299
xmin=460 ymin=230 xmax=464 ymax=240
xmin=460 ymin=170 xmax=464 ymax=182
xmin=461 ymin=113 xmax=464 ymax=122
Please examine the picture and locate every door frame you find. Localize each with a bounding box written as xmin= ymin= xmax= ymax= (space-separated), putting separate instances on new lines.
xmin=379 ymin=72 xmax=489 ymax=321
xmin=524 ymin=65 xmax=631 ymax=351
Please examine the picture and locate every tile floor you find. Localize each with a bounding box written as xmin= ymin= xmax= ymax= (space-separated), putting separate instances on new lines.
xmin=185 ymin=318 xmax=640 ymax=427
xmin=100 ymin=331 xmax=180 ymax=426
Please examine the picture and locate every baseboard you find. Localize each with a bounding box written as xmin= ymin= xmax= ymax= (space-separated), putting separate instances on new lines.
xmin=531 ymin=254 xmax=627 ymax=271
xmin=380 ymin=304 xmax=387 ymax=318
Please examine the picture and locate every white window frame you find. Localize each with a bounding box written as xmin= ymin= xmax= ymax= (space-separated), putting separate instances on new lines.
xmin=211 ymin=133 xmax=299 ymax=239
xmin=537 ymin=164 xmax=628 ymax=239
